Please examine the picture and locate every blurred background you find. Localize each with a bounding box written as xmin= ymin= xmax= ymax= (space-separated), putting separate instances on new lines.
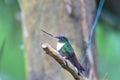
xmin=0 ymin=0 xmax=120 ymax=80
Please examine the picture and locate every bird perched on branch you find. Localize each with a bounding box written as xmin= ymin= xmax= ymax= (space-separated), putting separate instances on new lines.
xmin=42 ymin=30 xmax=85 ymax=75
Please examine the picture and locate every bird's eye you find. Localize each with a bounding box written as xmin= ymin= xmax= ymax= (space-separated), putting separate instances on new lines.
xmin=61 ymin=38 xmax=64 ymax=40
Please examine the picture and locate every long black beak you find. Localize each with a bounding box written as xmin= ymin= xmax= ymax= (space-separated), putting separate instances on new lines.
xmin=55 ymin=36 xmax=60 ymax=39
xmin=41 ymin=29 xmax=57 ymax=38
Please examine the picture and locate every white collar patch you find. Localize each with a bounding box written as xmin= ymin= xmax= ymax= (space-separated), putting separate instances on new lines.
xmin=56 ymin=42 xmax=64 ymax=51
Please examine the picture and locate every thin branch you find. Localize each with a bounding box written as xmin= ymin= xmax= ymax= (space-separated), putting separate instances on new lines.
xmin=42 ymin=43 xmax=88 ymax=80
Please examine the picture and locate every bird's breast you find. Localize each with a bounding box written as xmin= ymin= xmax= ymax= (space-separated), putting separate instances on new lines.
xmin=56 ymin=42 xmax=64 ymax=51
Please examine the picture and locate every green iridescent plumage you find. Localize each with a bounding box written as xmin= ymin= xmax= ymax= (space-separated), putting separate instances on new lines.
xmin=58 ymin=41 xmax=74 ymax=57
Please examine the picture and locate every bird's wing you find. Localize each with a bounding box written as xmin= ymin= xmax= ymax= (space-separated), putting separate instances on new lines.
xmin=64 ymin=42 xmax=74 ymax=53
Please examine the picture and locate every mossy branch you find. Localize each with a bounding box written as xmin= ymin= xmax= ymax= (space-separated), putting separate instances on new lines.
xmin=42 ymin=43 xmax=88 ymax=80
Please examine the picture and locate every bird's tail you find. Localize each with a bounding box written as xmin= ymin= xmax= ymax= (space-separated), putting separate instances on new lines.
xmin=67 ymin=53 xmax=85 ymax=75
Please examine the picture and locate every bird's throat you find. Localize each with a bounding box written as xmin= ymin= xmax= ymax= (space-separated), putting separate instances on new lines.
xmin=56 ymin=42 xmax=65 ymax=51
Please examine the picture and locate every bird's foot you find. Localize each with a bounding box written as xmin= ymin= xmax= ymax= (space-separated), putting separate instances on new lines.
xmin=62 ymin=56 xmax=67 ymax=60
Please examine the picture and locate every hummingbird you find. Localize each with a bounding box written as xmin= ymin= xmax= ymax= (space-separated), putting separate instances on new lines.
xmin=42 ymin=30 xmax=85 ymax=75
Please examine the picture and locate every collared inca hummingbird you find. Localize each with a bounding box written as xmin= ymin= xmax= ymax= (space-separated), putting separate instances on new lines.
xmin=42 ymin=30 xmax=85 ymax=75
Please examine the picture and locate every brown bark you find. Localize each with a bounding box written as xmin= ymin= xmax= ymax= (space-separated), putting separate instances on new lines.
xmin=42 ymin=43 xmax=87 ymax=80
xmin=19 ymin=0 xmax=98 ymax=80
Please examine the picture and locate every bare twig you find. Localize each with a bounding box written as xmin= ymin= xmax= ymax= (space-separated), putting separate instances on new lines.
xmin=42 ymin=43 xmax=88 ymax=80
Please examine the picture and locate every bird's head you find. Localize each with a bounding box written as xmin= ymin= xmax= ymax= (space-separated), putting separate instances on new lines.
xmin=56 ymin=35 xmax=68 ymax=42
xmin=41 ymin=30 xmax=68 ymax=42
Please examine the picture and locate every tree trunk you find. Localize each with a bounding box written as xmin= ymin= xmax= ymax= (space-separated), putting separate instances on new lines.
xmin=19 ymin=0 xmax=98 ymax=80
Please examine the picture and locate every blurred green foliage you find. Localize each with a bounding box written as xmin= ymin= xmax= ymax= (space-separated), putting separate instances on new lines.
xmin=0 ymin=0 xmax=25 ymax=80
xmin=96 ymin=23 xmax=120 ymax=80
